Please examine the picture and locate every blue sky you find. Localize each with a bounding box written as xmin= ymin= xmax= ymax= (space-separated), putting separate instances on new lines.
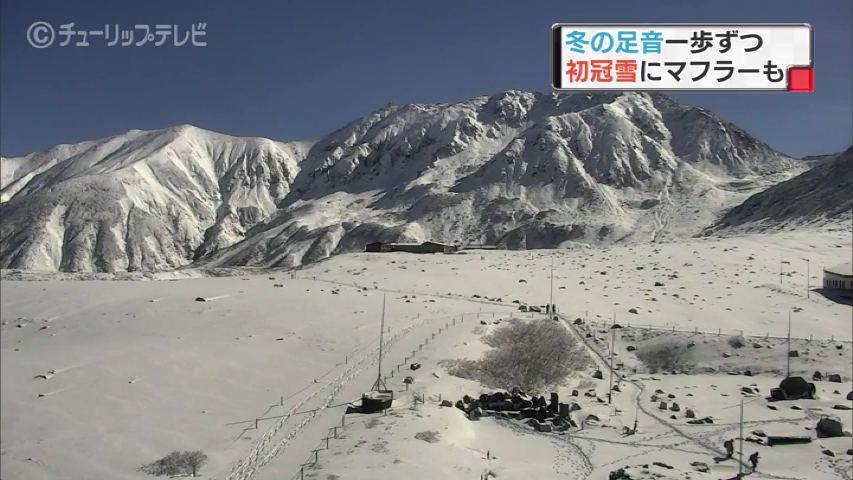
xmin=1 ymin=0 xmax=850 ymax=158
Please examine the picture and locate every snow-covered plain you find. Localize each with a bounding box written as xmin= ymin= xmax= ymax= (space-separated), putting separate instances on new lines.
xmin=308 ymin=229 xmax=853 ymax=340
xmin=1 ymin=229 xmax=851 ymax=480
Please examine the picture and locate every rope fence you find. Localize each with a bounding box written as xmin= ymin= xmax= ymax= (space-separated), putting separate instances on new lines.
xmin=576 ymin=317 xmax=850 ymax=343
xmin=291 ymin=274 xmax=516 ymax=309
xmin=292 ymin=389 xmax=440 ymax=480
xmin=255 ymin=275 xmax=849 ymax=478
xmin=219 ymin=301 xmax=492 ymax=480
xmin=286 ymin=309 xmax=473 ymax=480
xmin=293 ymin=274 xmax=847 ymax=343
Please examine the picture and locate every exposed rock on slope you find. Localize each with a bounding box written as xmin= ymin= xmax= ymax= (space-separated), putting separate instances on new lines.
xmin=1 ymin=91 xmax=805 ymax=272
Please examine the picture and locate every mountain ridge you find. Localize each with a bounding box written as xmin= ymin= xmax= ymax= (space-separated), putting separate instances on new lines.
xmin=1 ymin=90 xmax=827 ymax=273
xmin=704 ymin=146 xmax=853 ymax=235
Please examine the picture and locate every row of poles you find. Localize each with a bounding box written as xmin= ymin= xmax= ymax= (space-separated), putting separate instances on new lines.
xmin=550 ymin=249 xmax=802 ymax=382
xmin=300 ymin=250 xmax=814 ymax=479
xmin=549 ymin=253 xmax=786 ymax=477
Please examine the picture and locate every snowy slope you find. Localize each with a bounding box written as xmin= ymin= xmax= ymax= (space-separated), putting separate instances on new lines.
xmin=705 ymin=146 xmax=853 ymax=235
xmin=1 ymin=91 xmax=806 ymax=273
xmin=0 ymin=126 xmax=312 ymax=271
xmin=198 ymin=91 xmax=804 ymax=270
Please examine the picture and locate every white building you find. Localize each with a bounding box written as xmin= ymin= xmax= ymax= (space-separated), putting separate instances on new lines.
xmin=823 ymin=262 xmax=853 ymax=291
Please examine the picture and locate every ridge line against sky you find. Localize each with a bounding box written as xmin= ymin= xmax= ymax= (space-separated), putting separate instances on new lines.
xmin=1 ymin=0 xmax=851 ymax=159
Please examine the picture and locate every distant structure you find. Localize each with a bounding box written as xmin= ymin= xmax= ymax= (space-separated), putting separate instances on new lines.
xmin=823 ymin=262 xmax=853 ymax=291
xmin=364 ymin=241 xmax=458 ymax=254
xmin=460 ymin=243 xmax=499 ymax=250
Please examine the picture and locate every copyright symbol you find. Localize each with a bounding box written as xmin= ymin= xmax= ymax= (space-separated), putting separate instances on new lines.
xmin=27 ymin=21 xmax=55 ymax=48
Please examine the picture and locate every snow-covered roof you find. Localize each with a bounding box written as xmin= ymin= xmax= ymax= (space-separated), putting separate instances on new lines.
xmin=824 ymin=262 xmax=853 ymax=277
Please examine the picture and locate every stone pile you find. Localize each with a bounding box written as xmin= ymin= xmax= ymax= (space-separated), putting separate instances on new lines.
xmin=453 ymin=388 xmax=598 ymax=433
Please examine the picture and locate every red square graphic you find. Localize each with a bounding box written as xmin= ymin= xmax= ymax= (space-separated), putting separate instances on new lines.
xmin=788 ymin=67 xmax=814 ymax=92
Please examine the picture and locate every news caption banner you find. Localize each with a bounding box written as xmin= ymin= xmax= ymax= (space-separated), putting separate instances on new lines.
xmin=551 ymin=23 xmax=813 ymax=92
xmin=27 ymin=22 xmax=207 ymax=48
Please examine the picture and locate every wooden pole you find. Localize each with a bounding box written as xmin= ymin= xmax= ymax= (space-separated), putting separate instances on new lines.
xmin=608 ymin=314 xmax=616 ymax=405
xmin=786 ymin=309 xmax=792 ymax=378
xmin=378 ymin=294 xmax=386 ymax=375
xmin=372 ymin=294 xmax=388 ymax=392
xmin=738 ymin=398 xmax=744 ymax=476
xmin=549 ymin=255 xmax=554 ymax=314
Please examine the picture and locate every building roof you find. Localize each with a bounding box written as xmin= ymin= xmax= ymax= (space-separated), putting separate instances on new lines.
xmin=824 ymin=262 xmax=853 ymax=277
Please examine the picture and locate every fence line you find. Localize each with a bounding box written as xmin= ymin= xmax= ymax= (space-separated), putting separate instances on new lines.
xmin=575 ymin=317 xmax=849 ymax=343
xmin=287 ymin=309 xmax=474 ymax=480
xmin=218 ymin=301 xmax=493 ymax=480
xmin=292 ymin=274 xmax=516 ymax=309
xmin=295 ymin=273 xmax=847 ymax=343
xmin=292 ymin=389 xmax=438 ymax=480
xmin=275 ymin=276 xmax=849 ymax=477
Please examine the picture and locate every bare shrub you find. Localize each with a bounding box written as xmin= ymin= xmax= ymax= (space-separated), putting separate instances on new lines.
xmin=481 ymin=323 xmax=521 ymax=348
xmin=727 ymin=334 xmax=746 ymax=349
xmin=440 ymin=357 xmax=478 ymax=376
xmin=635 ymin=338 xmax=696 ymax=373
xmin=138 ymin=450 xmax=208 ymax=477
xmin=364 ymin=418 xmax=382 ymax=429
xmin=445 ymin=318 xmax=589 ymax=394
xmin=414 ymin=430 xmax=440 ymax=443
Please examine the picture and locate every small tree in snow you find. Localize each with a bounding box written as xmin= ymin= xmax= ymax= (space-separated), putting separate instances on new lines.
xmin=446 ymin=318 xmax=589 ymax=393
xmin=138 ymin=450 xmax=208 ymax=477
xmin=635 ymin=338 xmax=695 ymax=373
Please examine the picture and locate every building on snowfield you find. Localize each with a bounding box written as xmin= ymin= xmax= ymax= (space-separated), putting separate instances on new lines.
xmin=823 ymin=262 xmax=853 ymax=291
xmin=364 ymin=241 xmax=458 ymax=254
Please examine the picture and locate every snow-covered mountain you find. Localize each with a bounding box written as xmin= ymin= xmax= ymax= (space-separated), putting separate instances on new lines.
xmin=704 ymin=146 xmax=853 ymax=235
xmin=0 ymin=91 xmax=807 ymax=273
xmin=0 ymin=126 xmax=312 ymax=271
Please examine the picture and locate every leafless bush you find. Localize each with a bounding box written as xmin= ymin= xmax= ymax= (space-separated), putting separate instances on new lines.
xmin=727 ymin=334 xmax=746 ymax=349
xmin=481 ymin=322 xmax=522 ymax=348
xmin=365 ymin=418 xmax=382 ymax=429
xmin=414 ymin=430 xmax=441 ymax=443
xmin=635 ymin=338 xmax=696 ymax=373
xmin=138 ymin=450 xmax=208 ymax=477
xmin=445 ymin=318 xmax=589 ymax=394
